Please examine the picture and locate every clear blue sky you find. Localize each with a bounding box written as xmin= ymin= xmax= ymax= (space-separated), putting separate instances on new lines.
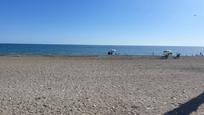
xmin=0 ymin=0 xmax=204 ymax=46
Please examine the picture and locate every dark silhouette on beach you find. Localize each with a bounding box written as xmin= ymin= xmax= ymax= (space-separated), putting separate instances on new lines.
xmin=164 ymin=91 xmax=204 ymax=115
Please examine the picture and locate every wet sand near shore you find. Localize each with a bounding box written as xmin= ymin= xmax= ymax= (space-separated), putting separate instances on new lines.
xmin=0 ymin=56 xmax=204 ymax=115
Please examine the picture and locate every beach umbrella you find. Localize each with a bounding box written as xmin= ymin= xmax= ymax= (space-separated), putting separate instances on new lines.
xmin=163 ymin=50 xmax=173 ymax=55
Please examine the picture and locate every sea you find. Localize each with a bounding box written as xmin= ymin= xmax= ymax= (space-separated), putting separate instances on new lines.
xmin=0 ymin=44 xmax=204 ymax=56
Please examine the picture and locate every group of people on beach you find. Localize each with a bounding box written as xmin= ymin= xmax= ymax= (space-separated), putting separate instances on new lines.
xmin=192 ymin=52 xmax=204 ymax=56
xmin=107 ymin=49 xmax=204 ymax=58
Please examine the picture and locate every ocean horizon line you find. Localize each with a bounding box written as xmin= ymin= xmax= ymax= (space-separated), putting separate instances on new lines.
xmin=0 ymin=43 xmax=204 ymax=48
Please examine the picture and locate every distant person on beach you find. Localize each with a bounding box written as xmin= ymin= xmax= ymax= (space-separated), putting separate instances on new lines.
xmin=200 ymin=52 xmax=203 ymax=56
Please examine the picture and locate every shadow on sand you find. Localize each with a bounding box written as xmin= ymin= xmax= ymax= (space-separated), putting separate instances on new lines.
xmin=164 ymin=91 xmax=204 ymax=115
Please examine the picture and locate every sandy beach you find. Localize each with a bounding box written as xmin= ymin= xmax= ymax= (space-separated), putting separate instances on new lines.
xmin=0 ymin=56 xmax=204 ymax=115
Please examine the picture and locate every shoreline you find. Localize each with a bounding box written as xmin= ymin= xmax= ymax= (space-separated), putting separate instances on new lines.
xmin=0 ymin=54 xmax=203 ymax=59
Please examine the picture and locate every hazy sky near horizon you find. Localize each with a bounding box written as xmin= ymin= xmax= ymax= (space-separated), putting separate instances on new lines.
xmin=0 ymin=0 xmax=204 ymax=46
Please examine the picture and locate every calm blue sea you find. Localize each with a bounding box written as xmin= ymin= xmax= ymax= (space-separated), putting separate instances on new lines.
xmin=0 ymin=44 xmax=204 ymax=56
